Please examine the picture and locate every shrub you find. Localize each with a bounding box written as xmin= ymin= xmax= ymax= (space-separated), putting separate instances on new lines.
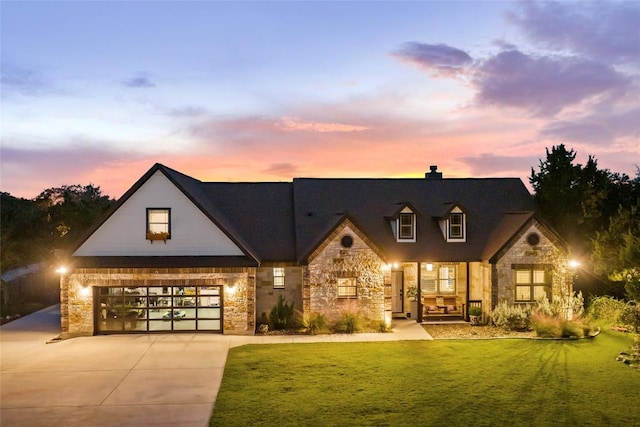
xmin=535 ymin=292 xmax=584 ymax=319
xmin=531 ymin=312 xmax=561 ymax=338
xmin=560 ymin=320 xmax=586 ymax=338
xmin=302 ymin=312 xmax=328 ymax=335
xmin=332 ymin=311 xmax=364 ymax=334
xmin=491 ymin=301 xmax=532 ymax=331
xmin=587 ymin=296 xmax=633 ymax=328
xmin=368 ymin=318 xmax=389 ymax=333
xmin=269 ymin=295 xmax=295 ymax=330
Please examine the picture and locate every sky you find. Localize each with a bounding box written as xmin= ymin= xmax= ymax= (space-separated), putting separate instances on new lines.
xmin=1 ymin=1 xmax=638 ymax=200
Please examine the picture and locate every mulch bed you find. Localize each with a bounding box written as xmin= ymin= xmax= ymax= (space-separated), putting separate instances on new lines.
xmin=423 ymin=323 xmax=534 ymax=339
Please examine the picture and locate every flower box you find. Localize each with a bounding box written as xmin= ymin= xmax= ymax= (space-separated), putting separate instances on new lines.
xmin=146 ymin=232 xmax=169 ymax=243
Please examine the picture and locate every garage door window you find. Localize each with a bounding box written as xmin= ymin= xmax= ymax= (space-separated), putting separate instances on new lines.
xmin=97 ymin=285 xmax=222 ymax=333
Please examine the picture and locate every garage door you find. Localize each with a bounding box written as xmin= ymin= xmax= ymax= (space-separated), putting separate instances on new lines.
xmin=96 ymin=285 xmax=222 ymax=333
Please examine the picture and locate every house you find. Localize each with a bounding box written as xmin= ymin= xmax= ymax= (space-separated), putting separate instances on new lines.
xmin=59 ymin=163 xmax=573 ymax=336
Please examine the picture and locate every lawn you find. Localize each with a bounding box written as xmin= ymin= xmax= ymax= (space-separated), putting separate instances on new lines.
xmin=210 ymin=331 xmax=638 ymax=426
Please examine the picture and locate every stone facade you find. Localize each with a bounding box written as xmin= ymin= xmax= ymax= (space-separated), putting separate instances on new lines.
xmin=307 ymin=223 xmax=389 ymax=323
xmin=61 ymin=267 xmax=255 ymax=337
xmin=255 ymin=265 xmax=303 ymax=329
xmin=493 ymin=221 xmax=569 ymax=306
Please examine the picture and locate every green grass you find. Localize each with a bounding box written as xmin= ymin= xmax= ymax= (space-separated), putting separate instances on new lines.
xmin=210 ymin=331 xmax=638 ymax=426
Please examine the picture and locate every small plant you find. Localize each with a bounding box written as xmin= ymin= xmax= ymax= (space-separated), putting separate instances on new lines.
xmin=269 ymin=295 xmax=295 ymax=330
xmin=469 ymin=306 xmax=482 ymax=316
xmin=302 ymin=312 xmax=328 ymax=335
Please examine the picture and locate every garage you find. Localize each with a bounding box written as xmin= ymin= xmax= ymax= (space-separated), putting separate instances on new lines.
xmin=96 ymin=285 xmax=223 ymax=333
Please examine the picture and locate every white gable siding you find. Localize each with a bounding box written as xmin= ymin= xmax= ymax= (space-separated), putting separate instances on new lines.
xmin=74 ymin=171 xmax=244 ymax=256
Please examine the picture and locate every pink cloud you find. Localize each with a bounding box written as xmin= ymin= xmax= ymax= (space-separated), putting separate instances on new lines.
xmin=276 ymin=117 xmax=369 ymax=133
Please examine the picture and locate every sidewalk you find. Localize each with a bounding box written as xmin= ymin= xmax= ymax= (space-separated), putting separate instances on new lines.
xmin=1 ymin=306 xmax=431 ymax=427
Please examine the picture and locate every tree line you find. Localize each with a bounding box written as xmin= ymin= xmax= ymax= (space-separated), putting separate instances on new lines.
xmin=1 ymin=185 xmax=116 ymax=273
xmin=530 ymin=144 xmax=640 ymax=301
xmin=1 ymin=146 xmax=638 ymax=300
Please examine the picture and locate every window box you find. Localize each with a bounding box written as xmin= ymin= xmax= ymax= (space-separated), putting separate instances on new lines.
xmin=147 ymin=231 xmax=169 ymax=243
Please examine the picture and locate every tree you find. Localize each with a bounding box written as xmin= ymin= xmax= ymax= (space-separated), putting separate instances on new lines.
xmin=530 ymin=144 xmax=584 ymax=249
xmin=35 ymin=184 xmax=115 ymax=250
xmin=591 ymin=203 xmax=640 ymax=301
xmin=1 ymin=185 xmax=116 ymax=273
xmin=532 ymin=146 xmax=640 ymax=299
xmin=0 ymin=192 xmax=50 ymax=271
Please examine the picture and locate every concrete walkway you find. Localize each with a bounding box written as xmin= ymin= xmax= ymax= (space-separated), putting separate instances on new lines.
xmin=1 ymin=306 xmax=431 ymax=427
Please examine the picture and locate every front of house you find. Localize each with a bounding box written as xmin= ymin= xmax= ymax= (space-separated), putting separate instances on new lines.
xmin=59 ymin=164 xmax=572 ymax=337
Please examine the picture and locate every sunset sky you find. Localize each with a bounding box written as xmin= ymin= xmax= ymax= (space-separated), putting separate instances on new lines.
xmin=1 ymin=1 xmax=638 ymax=200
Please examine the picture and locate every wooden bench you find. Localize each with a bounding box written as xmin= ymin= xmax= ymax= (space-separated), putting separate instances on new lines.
xmin=423 ymin=296 xmax=464 ymax=317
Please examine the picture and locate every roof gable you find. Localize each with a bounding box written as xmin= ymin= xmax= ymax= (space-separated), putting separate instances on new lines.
xmin=73 ymin=170 xmax=248 ymax=257
xmin=302 ymin=214 xmax=387 ymax=264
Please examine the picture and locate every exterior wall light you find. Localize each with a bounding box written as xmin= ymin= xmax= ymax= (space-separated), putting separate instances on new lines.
xmin=79 ymin=286 xmax=91 ymax=297
xmin=426 ymin=263 xmax=433 ymax=272
xmin=56 ymin=266 xmax=68 ymax=275
xmin=226 ymin=283 xmax=237 ymax=296
xmin=568 ymin=260 xmax=581 ymax=269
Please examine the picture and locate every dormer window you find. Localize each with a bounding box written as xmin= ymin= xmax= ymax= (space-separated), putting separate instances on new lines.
xmin=399 ymin=213 xmax=414 ymax=239
xmin=439 ymin=205 xmax=466 ymax=242
xmin=449 ymin=213 xmax=464 ymax=239
xmin=396 ymin=207 xmax=416 ymax=242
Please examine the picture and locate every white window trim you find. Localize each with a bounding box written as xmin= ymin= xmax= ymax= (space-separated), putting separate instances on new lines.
xmin=273 ymin=267 xmax=285 ymax=289
xmin=445 ymin=207 xmax=466 ymax=242
xmin=396 ymin=207 xmax=416 ymax=242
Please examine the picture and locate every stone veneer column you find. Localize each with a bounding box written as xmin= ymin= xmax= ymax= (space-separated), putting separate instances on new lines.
xmin=60 ymin=274 xmax=69 ymax=335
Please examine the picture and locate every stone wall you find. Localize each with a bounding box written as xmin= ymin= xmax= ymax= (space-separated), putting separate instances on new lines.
xmin=255 ymin=265 xmax=303 ymax=329
xmin=61 ymin=267 xmax=255 ymax=337
xmin=493 ymin=221 xmax=568 ymax=306
xmin=308 ymin=223 xmax=387 ymax=322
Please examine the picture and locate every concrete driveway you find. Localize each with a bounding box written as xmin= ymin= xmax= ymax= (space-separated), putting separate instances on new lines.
xmin=1 ymin=305 xmax=231 ymax=427
xmin=1 ymin=305 xmax=431 ymax=427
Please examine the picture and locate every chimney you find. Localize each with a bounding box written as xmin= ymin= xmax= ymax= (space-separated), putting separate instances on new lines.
xmin=425 ymin=165 xmax=443 ymax=180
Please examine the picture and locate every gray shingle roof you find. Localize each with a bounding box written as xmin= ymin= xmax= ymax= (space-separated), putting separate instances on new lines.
xmin=73 ymin=164 xmax=543 ymax=265
xmin=293 ymin=177 xmax=536 ymax=263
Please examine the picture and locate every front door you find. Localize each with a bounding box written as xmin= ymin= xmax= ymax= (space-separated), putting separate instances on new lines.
xmin=391 ymin=271 xmax=404 ymax=314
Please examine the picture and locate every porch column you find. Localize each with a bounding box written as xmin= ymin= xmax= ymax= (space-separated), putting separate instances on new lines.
xmin=417 ymin=262 xmax=423 ymax=322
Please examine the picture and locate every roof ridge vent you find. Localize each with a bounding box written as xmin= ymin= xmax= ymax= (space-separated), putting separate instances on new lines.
xmin=425 ymin=165 xmax=443 ymax=179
